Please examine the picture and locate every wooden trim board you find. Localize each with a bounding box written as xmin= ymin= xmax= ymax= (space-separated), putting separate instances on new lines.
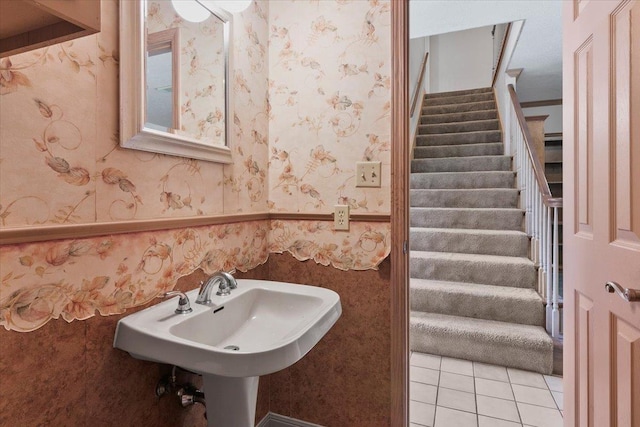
xmin=0 ymin=212 xmax=392 ymax=245
xmin=390 ymin=1 xmax=410 ymax=426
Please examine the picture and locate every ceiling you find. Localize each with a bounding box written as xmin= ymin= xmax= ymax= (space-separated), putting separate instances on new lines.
xmin=410 ymin=0 xmax=563 ymax=103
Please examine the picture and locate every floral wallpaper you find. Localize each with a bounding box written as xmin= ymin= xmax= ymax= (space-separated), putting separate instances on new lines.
xmin=0 ymin=0 xmax=393 ymax=332
xmin=270 ymin=220 xmax=390 ymax=271
xmin=146 ymin=1 xmax=226 ymax=144
xmin=0 ymin=221 xmax=269 ymax=332
xmin=0 ymin=0 xmax=269 ymax=225
xmin=267 ymin=0 xmax=391 ymax=214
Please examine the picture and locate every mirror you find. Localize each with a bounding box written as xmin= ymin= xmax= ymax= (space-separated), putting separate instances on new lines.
xmin=120 ymin=0 xmax=232 ymax=163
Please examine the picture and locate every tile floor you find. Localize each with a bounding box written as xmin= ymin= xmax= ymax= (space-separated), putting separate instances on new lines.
xmin=410 ymin=352 xmax=563 ymax=427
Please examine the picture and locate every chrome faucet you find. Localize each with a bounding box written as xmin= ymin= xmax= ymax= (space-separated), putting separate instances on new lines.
xmin=196 ymin=271 xmax=237 ymax=304
xmin=162 ymin=291 xmax=193 ymax=314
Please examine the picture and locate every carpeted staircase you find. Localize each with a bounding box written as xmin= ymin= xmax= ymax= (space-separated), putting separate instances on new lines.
xmin=409 ymin=87 xmax=554 ymax=374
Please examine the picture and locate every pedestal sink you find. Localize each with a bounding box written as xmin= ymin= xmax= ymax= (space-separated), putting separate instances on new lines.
xmin=113 ymin=279 xmax=341 ymax=426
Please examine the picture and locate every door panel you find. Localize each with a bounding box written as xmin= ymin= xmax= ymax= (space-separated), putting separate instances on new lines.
xmin=564 ymin=1 xmax=640 ymax=426
xmin=611 ymin=1 xmax=640 ymax=248
xmin=612 ymin=317 xmax=640 ymax=427
xmin=576 ymin=293 xmax=594 ymax=427
xmin=574 ymin=38 xmax=594 ymax=237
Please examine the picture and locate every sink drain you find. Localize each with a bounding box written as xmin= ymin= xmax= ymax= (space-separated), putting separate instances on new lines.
xmin=224 ymin=345 xmax=240 ymax=351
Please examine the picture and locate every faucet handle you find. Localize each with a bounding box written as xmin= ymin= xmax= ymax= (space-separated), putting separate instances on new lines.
xmin=162 ymin=291 xmax=193 ymax=314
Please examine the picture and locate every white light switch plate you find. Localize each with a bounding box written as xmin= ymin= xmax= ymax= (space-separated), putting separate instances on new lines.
xmin=356 ymin=161 xmax=381 ymax=187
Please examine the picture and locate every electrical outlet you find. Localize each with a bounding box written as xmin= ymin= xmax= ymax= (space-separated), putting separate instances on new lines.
xmin=356 ymin=161 xmax=381 ymax=187
xmin=334 ymin=205 xmax=349 ymax=231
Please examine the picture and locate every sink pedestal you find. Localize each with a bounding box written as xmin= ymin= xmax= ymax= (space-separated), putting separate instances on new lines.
xmin=202 ymin=374 xmax=259 ymax=427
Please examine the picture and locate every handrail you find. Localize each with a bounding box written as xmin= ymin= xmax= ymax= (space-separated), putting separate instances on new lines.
xmin=508 ymin=84 xmax=563 ymax=208
xmin=410 ymin=52 xmax=429 ymax=117
xmin=491 ymin=23 xmax=511 ymax=87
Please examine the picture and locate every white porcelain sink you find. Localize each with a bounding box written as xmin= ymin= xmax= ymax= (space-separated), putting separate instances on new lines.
xmin=114 ymin=279 xmax=341 ymax=377
xmin=113 ymin=279 xmax=341 ymax=426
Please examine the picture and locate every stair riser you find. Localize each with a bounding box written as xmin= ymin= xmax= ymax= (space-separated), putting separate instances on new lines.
xmin=410 ymin=322 xmax=553 ymax=374
xmin=417 ymin=130 xmax=502 ymax=146
xmin=423 ymin=100 xmax=496 ymax=115
xmin=410 ymin=229 xmax=528 ymax=257
xmin=410 ymin=189 xmax=519 ymax=208
xmin=410 ymin=256 xmax=537 ymax=288
xmin=421 ymin=109 xmax=497 ymax=125
xmin=424 ymin=92 xmax=494 ymax=106
xmin=411 ymin=209 xmax=524 ymax=230
xmin=414 ymin=143 xmax=503 ymax=159
xmin=411 ymin=157 xmax=512 ymax=173
xmin=425 ymin=87 xmax=493 ymax=99
xmin=410 ymin=172 xmax=515 ymax=189
xmin=419 ymin=120 xmax=500 ymax=135
xmin=410 ymin=286 xmax=544 ymax=326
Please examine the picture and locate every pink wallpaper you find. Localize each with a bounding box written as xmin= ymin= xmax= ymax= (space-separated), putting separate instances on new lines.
xmin=267 ymin=0 xmax=391 ymax=214
xmin=0 ymin=0 xmax=392 ymax=333
xmin=0 ymin=0 xmax=269 ymax=224
xmin=0 ymin=221 xmax=269 ymax=332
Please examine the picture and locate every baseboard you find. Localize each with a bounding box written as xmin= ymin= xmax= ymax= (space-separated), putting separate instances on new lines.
xmin=256 ymin=412 xmax=325 ymax=427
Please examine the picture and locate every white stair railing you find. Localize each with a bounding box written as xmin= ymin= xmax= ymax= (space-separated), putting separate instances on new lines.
xmin=507 ymin=85 xmax=563 ymax=338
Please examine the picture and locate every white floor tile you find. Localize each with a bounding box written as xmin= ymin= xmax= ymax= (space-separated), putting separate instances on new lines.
xmin=437 ymin=387 xmax=476 ymax=413
xmin=512 ymin=384 xmax=557 ymax=408
xmin=412 ymin=352 xmax=442 ymax=370
xmin=478 ymin=415 xmax=523 ymax=427
xmin=441 ymin=357 xmax=474 ymax=376
xmin=410 ymin=400 xmax=436 ymax=427
xmin=551 ymin=391 xmax=564 ymax=411
xmin=440 ymin=371 xmax=475 ymax=393
xmin=544 ymin=375 xmax=563 ymax=392
xmin=408 ymin=352 xmax=564 ymax=427
xmin=517 ymin=402 xmax=563 ymax=427
xmin=475 ymin=377 xmax=514 ymax=400
xmin=411 ymin=381 xmax=438 ymax=404
xmin=434 ymin=406 xmax=478 ymax=427
xmin=474 ymin=362 xmax=510 ymax=382
xmin=476 ymin=395 xmax=521 ymax=423
xmin=411 ymin=365 xmax=440 ymax=386
xmin=507 ymin=368 xmax=548 ymax=389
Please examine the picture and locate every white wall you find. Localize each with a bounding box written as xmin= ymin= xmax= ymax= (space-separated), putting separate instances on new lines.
xmin=409 ymin=36 xmax=429 ymax=141
xmin=429 ymin=26 xmax=494 ymax=93
xmin=522 ymin=105 xmax=563 ymax=134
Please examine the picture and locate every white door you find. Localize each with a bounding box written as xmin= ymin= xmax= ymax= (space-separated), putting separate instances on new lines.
xmin=563 ymin=0 xmax=640 ymax=426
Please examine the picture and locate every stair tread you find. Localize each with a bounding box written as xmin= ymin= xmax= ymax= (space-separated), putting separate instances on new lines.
xmin=412 ymin=155 xmax=510 ymax=161
xmin=424 ymin=92 xmax=495 ymax=107
xmin=420 ymin=129 xmax=501 ymax=138
xmin=419 ymin=118 xmax=500 ymax=128
xmin=421 ymin=109 xmax=498 ymax=125
xmin=411 ymin=250 xmax=535 ymax=266
xmin=422 ymin=100 xmax=496 ymax=112
xmin=410 ymin=188 xmax=518 ymax=193
xmin=411 ymin=170 xmax=515 ymax=176
xmin=410 ymin=227 xmax=527 ymax=237
xmin=411 ymin=207 xmax=524 ymax=212
xmin=411 ymin=278 xmax=543 ymax=301
xmin=410 ymin=311 xmax=552 ymax=341
xmin=425 ymin=87 xmax=493 ymax=98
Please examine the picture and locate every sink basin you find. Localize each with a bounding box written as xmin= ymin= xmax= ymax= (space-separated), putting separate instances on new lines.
xmin=114 ymin=279 xmax=342 ymax=377
xmin=113 ymin=279 xmax=341 ymax=427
